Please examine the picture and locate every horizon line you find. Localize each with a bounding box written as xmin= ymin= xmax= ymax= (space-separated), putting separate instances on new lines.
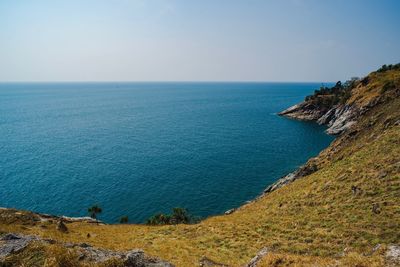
xmin=0 ymin=80 xmax=336 ymax=84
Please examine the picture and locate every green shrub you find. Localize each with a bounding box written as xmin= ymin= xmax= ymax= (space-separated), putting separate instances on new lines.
xmin=304 ymin=79 xmax=355 ymax=107
xmin=88 ymin=205 xmax=102 ymax=223
xmin=381 ymin=81 xmax=395 ymax=93
xmin=146 ymin=213 xmax=171 ymax=225
xmin=377 ymin=63 xmax=400 ymax=73
xmin=146 ymin=207 xmax=194 ymax=225
xmin=119 ymin=216 xmax=129 ymax=224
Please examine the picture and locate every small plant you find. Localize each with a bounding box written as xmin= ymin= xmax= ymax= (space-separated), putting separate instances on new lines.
xmin=146 ymin=207 xmax=194 ymax=225
xmin=304 ymin=79 xmax=359 ymax=108
xmin=146 ymin=213 xmax=171 ymax=225
xmin=88 ymin=205 xmax=102 ymax=224
xmin=381 ymin=81 xmax=395 ymax=93
xmin=119 ymin=216 xmax=129 ymax=224
xmin=170 ymin=207 xmax=190 ymax=224
xmin=377 ymin=63 xmax=400 ymax=73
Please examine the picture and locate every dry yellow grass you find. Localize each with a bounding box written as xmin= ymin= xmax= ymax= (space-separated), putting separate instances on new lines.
xmin=1 ymin=241 xmax=126 ymax=267
xmin=257 ymin=251 xmax=385 ymax=267
xmin=348 ymin=69 xmax=400 ymax=107
xmin=1 ymin=69 xmax=399 ymax=266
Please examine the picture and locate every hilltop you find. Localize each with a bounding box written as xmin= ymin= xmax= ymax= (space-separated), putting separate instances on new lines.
xmin=1 ymin=65 xmax=399 ymax=266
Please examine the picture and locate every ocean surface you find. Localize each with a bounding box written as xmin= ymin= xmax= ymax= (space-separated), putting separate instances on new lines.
xmin=0 ymin=82 xmax=334 ymax=223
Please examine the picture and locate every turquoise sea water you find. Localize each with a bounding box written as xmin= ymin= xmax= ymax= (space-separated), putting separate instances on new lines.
xmin=0 ymin=82 xmax=334 ymax=223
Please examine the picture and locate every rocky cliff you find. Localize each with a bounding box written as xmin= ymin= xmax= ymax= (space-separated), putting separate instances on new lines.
xmin=279 ymin=64 xmax=400 ymax=135
xmin=265 ymin=64 xmax=400 ymax=196
xmin=279 ymin=101 xmax=358 ymax=135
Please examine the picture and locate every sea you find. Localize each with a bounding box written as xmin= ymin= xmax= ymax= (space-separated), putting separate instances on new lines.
xmin=0 ymin=82 xmax=334 ymax=223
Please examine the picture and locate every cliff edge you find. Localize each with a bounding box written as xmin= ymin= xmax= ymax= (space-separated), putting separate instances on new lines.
xmin=279 ymin=63 xmax=400 ymax=135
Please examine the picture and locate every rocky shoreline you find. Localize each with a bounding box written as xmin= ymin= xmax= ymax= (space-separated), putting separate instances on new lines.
xmin=278 ymin=101 xmax=359 ymax=135
xmin=235 ymin=72 xmax=400 ymax=212
xmin=2 ymin=75 xmax=394 ymax=224
xmin=256 ymin=100 xmax=360 ymax=199
xmin=0 ymin=207 xmax=101 ymax=224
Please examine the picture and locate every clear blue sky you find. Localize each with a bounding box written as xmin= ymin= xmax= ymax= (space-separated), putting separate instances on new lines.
xmin=0 ymin=0 xmax=399 ymax=82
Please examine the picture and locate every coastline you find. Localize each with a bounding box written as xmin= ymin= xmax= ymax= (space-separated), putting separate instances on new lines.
xmin=0 ymin=71 xmax=393 ymax=223
xmin=0 ymin=207 xmax=100 ymax=224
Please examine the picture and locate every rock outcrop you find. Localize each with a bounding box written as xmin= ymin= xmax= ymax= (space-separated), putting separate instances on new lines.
xmin=245 ymin=247 xmax=269 ymax=267
xmin=0 ymin=207 xmax=101 ymax=225
xmin=261 ymin=159 xmax=318 ymax=197
xmin=0 ymin=233 xmax=38 ymax=259
xmin=278 ymin=102 xmax=327 ymax=121
xmin=56 ymin=220 xmax=68 ymax=232
xmin=0 ymin=233 xmax=174 ymax=266
xmin=279 ymin=68 xmax=400 ymax=135
xmin=386 ymin=245 xmax=400 ymax=266
xmin=266 ymin=66 xmax=400 ymax=198
xmin=279 ymin=101 xmax=358 ymax=135
xmin=318 ymin=105 xmax=358 ymax=134
xmin=199 ymin=256 xmax=229 ymax=266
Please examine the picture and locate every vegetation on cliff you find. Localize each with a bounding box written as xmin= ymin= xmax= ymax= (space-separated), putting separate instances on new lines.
xmin=305 ymin=80 xmax=355 ymax=109
xmin=279 ymin=63 xmax=400 ymax=135
xmin=304 ymin=63 xmax=400 ymax=111
xmin=1 ymin=65 xmax=399 ymax=266
xmin=146 ymin=208 xmax=196 ymax=225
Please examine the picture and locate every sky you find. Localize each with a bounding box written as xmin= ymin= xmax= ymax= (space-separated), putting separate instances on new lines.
xmin=0 ymin=0 xmax=399 ymax=82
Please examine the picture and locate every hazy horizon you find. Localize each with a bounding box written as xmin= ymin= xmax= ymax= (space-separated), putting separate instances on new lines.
xmin=1 ymin=0 xmax=399 ymax=82
xmin=0 ymin=80 xmax=334 ymax=84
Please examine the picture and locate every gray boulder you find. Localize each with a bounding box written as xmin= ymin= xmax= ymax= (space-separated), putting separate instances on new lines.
xmin=125 ymin=250 xmax=175 ymax=267
xmin=0 ymin=233 xmax=37 ymax=259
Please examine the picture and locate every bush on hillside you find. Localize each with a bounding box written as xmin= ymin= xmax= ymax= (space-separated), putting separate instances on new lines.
xmin=119 ymin=216 xmax=129 ymax=224
xmin=377 ymin=63 xmax=400 ymax=73
xmin=304 ymin=78 xmax=358 ymax=108
xmin=381 ymin=81 xmax=396 ymax=93
xmin=146 ymin=207 xmax=195 ymax=225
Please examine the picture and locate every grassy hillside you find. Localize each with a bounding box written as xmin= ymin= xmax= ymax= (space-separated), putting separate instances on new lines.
xmin=1 ymin=67 xmax=399 ymax=266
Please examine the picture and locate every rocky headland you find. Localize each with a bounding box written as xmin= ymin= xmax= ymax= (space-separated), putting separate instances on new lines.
xmin=277 ymin=69 xmax=399 ymax=135
xmin=248 ymin=64 xmax=400 ymax=202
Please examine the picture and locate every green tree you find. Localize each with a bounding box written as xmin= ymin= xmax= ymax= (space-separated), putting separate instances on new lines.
xmin=119 ymin=216 xmax=129 ymax=224
xmin=171 ymin=207 xmax=190 ymax=224
xmin=88 ymin=205 xmax=102 ymax=224
xmin=146 ymin=207 xmax=194 ymax=225
xmin=146 ymin=213 xmax=171 ymax=225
